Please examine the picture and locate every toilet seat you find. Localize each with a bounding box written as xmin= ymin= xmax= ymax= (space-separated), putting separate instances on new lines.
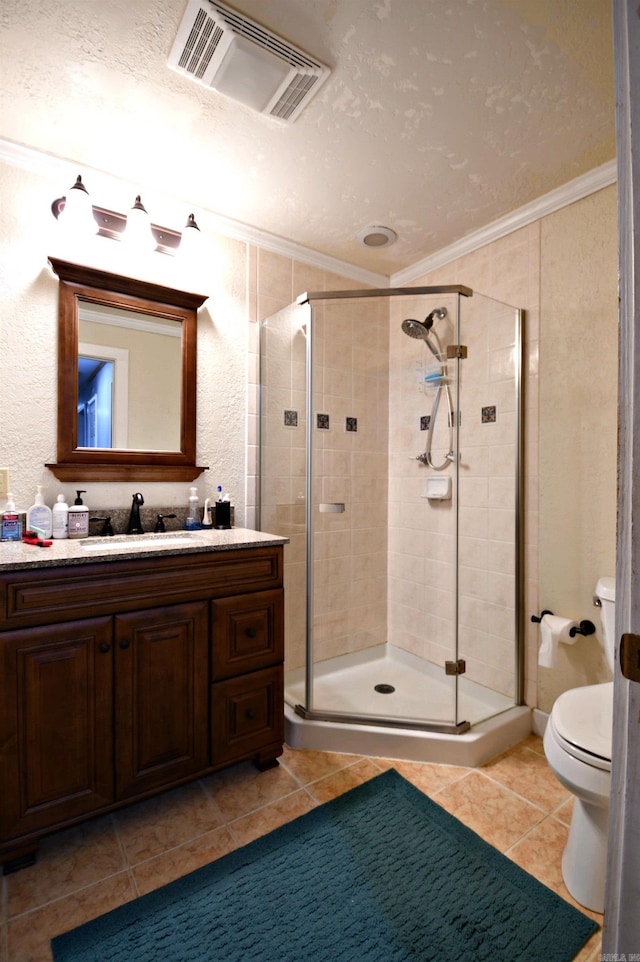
xmin=551 ymin=682 xmax=613 ymax=771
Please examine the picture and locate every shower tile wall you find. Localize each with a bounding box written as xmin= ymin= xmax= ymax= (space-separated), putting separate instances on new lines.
xmin=250 ymin=253 xmax=391 ymax=676
xmin=410 ymin=224 xmax=541 ymax=707
xmin=387 ymin=294 xmax=459 ymax=671
xmin=311 ymin=296 xmax=390 ymax=667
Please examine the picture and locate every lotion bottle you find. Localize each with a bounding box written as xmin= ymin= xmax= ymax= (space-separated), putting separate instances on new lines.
xmin=26 ymin=485 xmax=53 ymax=538
xmin=68 ymin=490 xmax=90 ymax=539
xmin=52 ymin=493 xmax=69 ymax=539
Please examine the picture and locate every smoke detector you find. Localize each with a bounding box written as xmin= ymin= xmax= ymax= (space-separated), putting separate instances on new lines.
xmin=168 ymin=0 xmax=330 ymax=123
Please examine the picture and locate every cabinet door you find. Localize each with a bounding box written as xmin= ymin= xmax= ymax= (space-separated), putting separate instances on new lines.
xmin=212 ymin=588 xmax=284 ymax=680
xmin=114 ymin=601 xmax=209 ymax=799
xmin=0 ymin=618 xmax=114 ymax=842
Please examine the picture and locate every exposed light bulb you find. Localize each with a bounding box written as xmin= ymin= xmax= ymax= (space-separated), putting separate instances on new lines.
xmin=178 ymin=213 xmax=201 ymax=259
xmin=123 ymin=195 xmax=156 ymax=251
xmin=56 ymin=175 xmax=97 ymax=239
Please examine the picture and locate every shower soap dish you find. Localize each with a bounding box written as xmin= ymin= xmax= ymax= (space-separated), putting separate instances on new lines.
xmin=423 ymin=476 xmax=452 ymax=501
xmin=422 ymin=363 xmax=448 ymax=390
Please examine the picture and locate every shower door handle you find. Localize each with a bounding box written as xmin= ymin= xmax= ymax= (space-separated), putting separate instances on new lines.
xmin=319 ymin=503 xmax=345 ymax=513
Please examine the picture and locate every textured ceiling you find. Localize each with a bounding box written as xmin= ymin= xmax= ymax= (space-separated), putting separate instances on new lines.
xmin=0 ymin=0 xmax=615 ymax=276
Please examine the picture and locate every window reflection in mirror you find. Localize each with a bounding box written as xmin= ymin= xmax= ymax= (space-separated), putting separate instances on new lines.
xmin=78 ymin=301 xmax=181 ymax=452
xmin=47 ymin=257 xmax=207 ymax=482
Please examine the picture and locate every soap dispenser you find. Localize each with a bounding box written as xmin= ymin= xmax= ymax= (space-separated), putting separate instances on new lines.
xmin=1 ymin=494 xmax=21 ymax=541
xmin=68 ymin=490 xmax=90 ymax=539
xmin=52 ymin=494 xmax=69 ymax=539
xmin=185 ymin=487 xmax=201 ymax=530
xmin=27 ymin=485 xmax=53 ymax=538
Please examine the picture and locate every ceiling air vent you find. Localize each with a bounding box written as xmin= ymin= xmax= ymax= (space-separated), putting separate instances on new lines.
xmin=168 ymin=0 xmax=330 ymax=123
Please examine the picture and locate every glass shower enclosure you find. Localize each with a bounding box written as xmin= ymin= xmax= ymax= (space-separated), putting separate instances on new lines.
xmin=259 ymin=286 xmax=523 ymax=735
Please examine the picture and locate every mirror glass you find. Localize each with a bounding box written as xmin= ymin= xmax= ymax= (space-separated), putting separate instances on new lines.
xmin=47 ymin=258 xmax=207 ymax=482
xmin=78 ymin=301 xmax=182 ymax=451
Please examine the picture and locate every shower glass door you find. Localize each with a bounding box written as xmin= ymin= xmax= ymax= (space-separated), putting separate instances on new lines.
xmin=455 ymin=293 xmax=523 ymax=725
xmin=259 ymin=287 xmax=522 ymax=734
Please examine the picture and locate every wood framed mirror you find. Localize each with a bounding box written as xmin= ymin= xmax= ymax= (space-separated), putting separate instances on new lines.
xmin=47 ymin=258 xmax=208 ymax=481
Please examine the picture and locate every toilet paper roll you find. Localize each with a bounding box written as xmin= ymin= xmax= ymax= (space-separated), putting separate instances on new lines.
xmin=538 ymin=614 xmax=577 ymax=669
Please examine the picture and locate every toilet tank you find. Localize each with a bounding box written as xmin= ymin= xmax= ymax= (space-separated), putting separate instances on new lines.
xmin=595 ymin=576 xmax=616 ymax=671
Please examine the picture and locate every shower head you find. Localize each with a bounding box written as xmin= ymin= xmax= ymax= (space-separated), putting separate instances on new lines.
xmin=401 ymin=318 xmax=431 ymax=340
xmin=401 ymin=307 xmax=447 ymax=356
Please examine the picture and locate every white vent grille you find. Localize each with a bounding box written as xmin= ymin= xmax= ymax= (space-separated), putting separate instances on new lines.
xmin=168 ymin=0 xmax=330 ymax=123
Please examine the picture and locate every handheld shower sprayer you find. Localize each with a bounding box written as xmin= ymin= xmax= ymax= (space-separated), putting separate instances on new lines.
xmin=401 ymin=307 xmax=455 ymax=470
xmin=401 ymin=308 xmax=447 ymax=355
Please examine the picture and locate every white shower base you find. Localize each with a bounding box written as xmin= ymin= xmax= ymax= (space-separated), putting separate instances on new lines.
xmin=285 ymin=644 xmax=531 ymax=767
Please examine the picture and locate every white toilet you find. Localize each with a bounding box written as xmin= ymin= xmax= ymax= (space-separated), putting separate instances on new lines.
xmin=543 ymin=576 xmax=615 ymax=913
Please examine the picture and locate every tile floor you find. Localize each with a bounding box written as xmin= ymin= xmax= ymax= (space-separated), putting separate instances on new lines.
xmin=0 ymin=734 xmax=602 ymax=962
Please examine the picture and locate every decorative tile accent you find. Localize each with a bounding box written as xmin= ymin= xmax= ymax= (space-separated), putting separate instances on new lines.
xmin=345 ymin=417 xmax=358 ymax=432
xmin=420 ymin=415 xmax=431 ymax=431
xmin=317 ymin=413 xmax=330 ymax=430
xmin=482 ymin=405 xmax=497 ymax=423
xmin=284 ymin=409 xmax=298 ymax=427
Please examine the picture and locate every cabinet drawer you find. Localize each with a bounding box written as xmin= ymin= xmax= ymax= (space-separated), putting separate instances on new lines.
xmin=211 ymin=589 xmax=284 ymax=680
xmin=211 ymin=666 xmax=283 ymax=766
xmin=0 ymin=547 xmax=283 ymax=630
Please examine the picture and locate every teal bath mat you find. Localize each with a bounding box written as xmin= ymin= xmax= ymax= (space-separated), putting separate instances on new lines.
xmin=52 ymin=769 xmax=598 ymax=962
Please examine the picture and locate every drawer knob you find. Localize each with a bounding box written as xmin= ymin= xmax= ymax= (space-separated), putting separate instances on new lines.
xmin=246 ymin=709 xmax=257 ymax=720
xmin=119 ymin=639 xmax=130 ymax=650
xmin=245 ymin=627 xmax=257 ymax=639
xmin=98 ymin=642 xmax=111 ymax=654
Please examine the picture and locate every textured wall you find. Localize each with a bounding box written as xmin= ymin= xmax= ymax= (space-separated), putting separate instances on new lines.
xmin=0 ymin=160 xmax=248 ymax=525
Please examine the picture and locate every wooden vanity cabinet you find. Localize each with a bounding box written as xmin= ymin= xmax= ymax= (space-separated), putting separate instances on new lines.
xmin=0 ymin=544 xmax=284 ymax=872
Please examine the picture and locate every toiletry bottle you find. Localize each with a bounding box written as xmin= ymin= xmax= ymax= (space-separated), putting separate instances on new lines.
xmin=1 ymin=494 xmax=21 ymax=541
xmin=52 ymin=493 xmax=69 ymax=539
xmin=185 ymin=487 xmax=201 ymax=530
xmin=214 ymin=485 xmax=231 ymax=530
xmin=68 ymin=490 xmax=90 ymax=539
xmin=202 ymin=497 xmax=213 ymax=529
xmin=26 ymin=485 xmax=53 ymax=538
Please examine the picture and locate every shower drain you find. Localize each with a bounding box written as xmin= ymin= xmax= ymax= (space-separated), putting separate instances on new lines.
xmin=374 ymin=683 xmax=396 ymax=694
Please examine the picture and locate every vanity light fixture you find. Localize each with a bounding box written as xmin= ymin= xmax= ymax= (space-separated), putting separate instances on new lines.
xmin=51 ymin=175 xmax=202 ymax=256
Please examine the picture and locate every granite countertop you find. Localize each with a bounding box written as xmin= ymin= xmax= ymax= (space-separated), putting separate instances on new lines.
xmin=0 ymin=528 xmax=289 ymax=571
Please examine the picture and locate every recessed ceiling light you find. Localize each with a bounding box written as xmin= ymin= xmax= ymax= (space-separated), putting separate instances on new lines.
xmin=356 ymin=226 xmax=397 ymax=248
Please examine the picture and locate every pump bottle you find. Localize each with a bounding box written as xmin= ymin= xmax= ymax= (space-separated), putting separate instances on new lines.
xmin=185 ymin=487 xmax=201 ymax=530
xmin=1 ymin=494 xmax=21 ymax=541
xmin=68 ymin=490 xmax=89 ymax=539
xmin=26 ymin=485 xmax=53 ymax=538
xmin=52 ymin=493 xmax=69 ymax=539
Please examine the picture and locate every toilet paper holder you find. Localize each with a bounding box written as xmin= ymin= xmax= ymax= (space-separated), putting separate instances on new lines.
xmin=531 ymin=611 xmax=596 ymax=637
xmin=569 ymin=620 xmax=596 ymax=638
xmin=531 ymin=609 xmax=554 ymax=623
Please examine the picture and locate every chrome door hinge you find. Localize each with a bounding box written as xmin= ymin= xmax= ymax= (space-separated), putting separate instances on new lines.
xmin=445 ymin=659 xmax=466 ymax=676
xmin=446 ymin=345 xmax=468 ymax=359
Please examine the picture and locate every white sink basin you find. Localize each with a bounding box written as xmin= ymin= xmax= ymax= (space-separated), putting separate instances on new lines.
xmin=81 ymin=533 xmax=196 ymax=551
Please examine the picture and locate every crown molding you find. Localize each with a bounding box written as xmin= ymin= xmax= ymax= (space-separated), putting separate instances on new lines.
xmin=0 ymin=138 xmax=388 ymax=289
xmin=0 ymin=138 xmax=616 ymax=290
xmin=391 ymin=159 xmax=618 ymax=286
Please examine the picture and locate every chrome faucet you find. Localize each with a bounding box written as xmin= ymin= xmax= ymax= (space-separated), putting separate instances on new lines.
xmin=127 ymin=492 xmax=144 ymax=534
